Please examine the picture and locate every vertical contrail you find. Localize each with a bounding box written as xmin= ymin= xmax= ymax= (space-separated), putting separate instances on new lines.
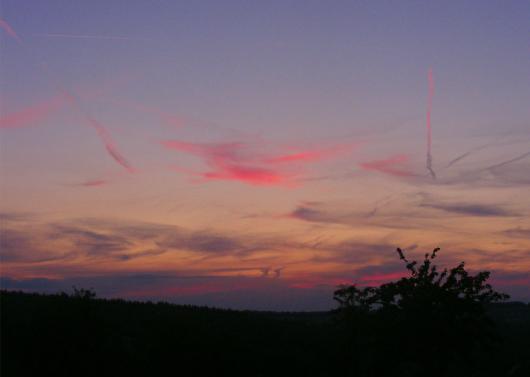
xmin=426 ymin=68 xmax=436 ymax=179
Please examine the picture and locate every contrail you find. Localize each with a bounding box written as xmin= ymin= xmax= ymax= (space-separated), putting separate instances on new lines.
xmin=485 ymin=151 xmax=530 ymax=171
xmin=359 ymin=154 xmax=416 ymax=177
xmin=0 ymin=18 xmax=22 ymax=43
xmin=40 ymin=64 xmax=135 ymax=173
xmin=446 ymin=147 xmax=486 ymax=169
xmin=66 ymin=90 xmax=135 ymax=173
xmin=88 ymin=117 xmax=135 ymax=173
xmin=445 ymin=132 xmax=515 ymax=169
xmin=426 ymin=68 xmax=436 ymax=179
xmin=30 ymin=33 xmax=150 ymax=41
xmin=0 ymin=18 xmax=134 ymax=173
xmin=446 ymin=143 xmax=494 ymax=169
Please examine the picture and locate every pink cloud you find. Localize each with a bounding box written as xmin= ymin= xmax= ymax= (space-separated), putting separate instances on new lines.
xmin=203 ymin=165 xmax=289 ymax=186
xmin=266 ymin=144 xmax=356 ymax=165
xmin=0 ymin=95 xmax=67 ymax=129
xmin=163 ymin=140 xmax=292 ymax=186
xmin=1 ymin=76 xmax=128 ymax=130
xmin=162 ymin=140 xmax=243 ymax=160
xmin=268 ymin=150 xmax=327 ymax=164
xmin=359 ymin=154 xmax=415 ymax=177
xmin=163 ymin=139 xmax=357 ymax=186
xmin=267 ymin=150 xmax=328 ymax=164
xmin=360 ymin=271 xmax=407 ymax=284
xmin=0 ymin=18 xmax=22 ymax=43
xmin=8 ymin=100 xmax=137 ymax=174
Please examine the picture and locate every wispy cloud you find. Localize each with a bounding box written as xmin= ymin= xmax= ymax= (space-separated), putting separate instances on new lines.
xmin=2 ymin=212 xmax=528 ymax=306
xmin=288 ymin=206 xmax=329 ymax=222
xmin=0 ymin=216 xmax=280 ymax=267
xmin=88 ymin=118 xmax=136 ymax=173
xmin=1 ymin=76 xmax=129 ymax=130
xmin=359 ymin=154 xmax=415 ymax=177
xmin=420 ymin=202 xmax=516 ymax=217
xmin=0 ymin=211 xmax=33 ymax=223
xmin=158 ymin=232 xmax=251 ymax=255
xmin=486 ymin=151 xmax=530 ymax=171
xmin=203 ymin=165 xmax=290 ymax=186
xmin=30 ymin=33 xmax=150 ymax=41
xmin=310 ymin=241 xmax=404 ymax=265
xmin=0 ymin=94 xmax=67 ymax=129
xmin=444 ymin=132 xmax=528 ymax=170
xmin=503 ymin=228 xmax=530 ymax=239
xmin=0 ymin=18 xmax=22 ymax=43
xmin=31 ymin=61 xmax=136 ymax=173
xmin=265 ymin=144 xmax=353 ymax=165
xmin=111 ymin=98 xmax=185 ymax=128
xmin=162 ymin=139 xmax=291 ymax=186
xmin=0 ymin=228 xmax=74 ymax=263
xmin=285 ymin=202 xmax=374 ymax=226
xmin=162 ymin=139 xmax=353 ymax=186
xmin=77 ymin=179 xmax=108 ymax=187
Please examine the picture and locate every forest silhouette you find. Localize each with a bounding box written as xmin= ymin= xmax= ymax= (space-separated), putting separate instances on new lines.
xmin=1 ymin=248 xmax=529 ymax=377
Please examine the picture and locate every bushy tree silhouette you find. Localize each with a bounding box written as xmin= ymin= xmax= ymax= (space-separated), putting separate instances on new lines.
xmin=66 ymin=286 xmax=97 ymax=300
xmin=334 ymin=247 xmax=509 ymax=377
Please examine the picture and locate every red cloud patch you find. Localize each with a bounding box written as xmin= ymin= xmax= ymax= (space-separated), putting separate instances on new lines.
xmin=162 ymin=140 xmax=354 ymax=186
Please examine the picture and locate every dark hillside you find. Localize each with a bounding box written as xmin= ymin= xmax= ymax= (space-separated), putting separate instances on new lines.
xmin=1 ymin=290 xmax=338 ymax=377
xmin=1 ymin=290 xmax=529 ymax=377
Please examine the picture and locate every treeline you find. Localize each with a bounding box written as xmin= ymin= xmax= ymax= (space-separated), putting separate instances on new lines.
xmin=1 ymin=290 xmax=338 ymax=376
xmin=1 ymin=289 xmax=529 ymax=377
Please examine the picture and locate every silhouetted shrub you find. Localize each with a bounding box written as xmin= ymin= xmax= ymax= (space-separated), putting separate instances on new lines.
xmin=334 ymin=247 xmax=510 ymax=376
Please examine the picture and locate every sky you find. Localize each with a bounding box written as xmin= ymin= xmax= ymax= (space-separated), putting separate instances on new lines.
xmin=1 ymin=0 xmax=529 ymax=310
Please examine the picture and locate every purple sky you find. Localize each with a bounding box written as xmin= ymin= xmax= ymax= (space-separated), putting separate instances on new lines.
xmin=1 ymin=1 xmax=529 ymax=310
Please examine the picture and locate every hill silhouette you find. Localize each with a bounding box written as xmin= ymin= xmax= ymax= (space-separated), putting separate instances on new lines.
xmin=1 ymin=248 xmax=529 ymax=377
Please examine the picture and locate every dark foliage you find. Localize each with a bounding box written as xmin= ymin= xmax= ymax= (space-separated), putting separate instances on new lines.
xmin=333 ymin=248 xmax=522 ymax=377
xmin=1 ymin=290 xmax=338 ymax=377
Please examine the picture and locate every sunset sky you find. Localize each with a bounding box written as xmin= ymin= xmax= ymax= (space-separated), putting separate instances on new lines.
xmin=1 ymin=1 xmax=529 ymax=310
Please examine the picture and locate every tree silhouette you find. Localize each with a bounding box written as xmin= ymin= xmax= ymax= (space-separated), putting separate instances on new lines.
xmin=68 ymin=286 xmax=97 ymax=300
xmin=334 ymin=247 xmax=510 ymax=376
